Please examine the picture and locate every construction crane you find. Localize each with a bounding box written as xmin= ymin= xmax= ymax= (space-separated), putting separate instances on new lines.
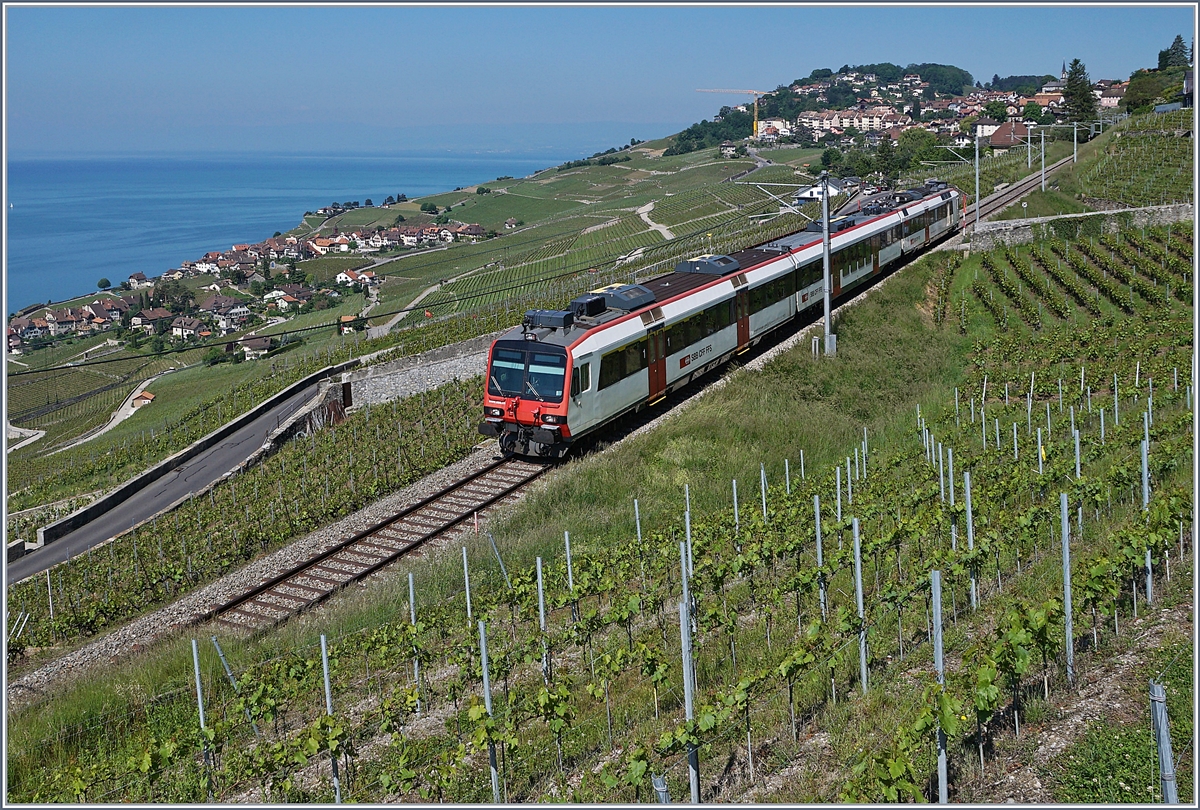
xmin=696 ymin=89 xmax=771 ymax=139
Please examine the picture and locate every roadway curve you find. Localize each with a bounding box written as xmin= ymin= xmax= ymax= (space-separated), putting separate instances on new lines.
xmin=6 ymin=383 xmax=323 ymax=584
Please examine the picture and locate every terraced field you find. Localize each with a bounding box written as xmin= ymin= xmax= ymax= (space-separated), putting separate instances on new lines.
xmin=1079 ymin=109 xmax=1194 ymax=207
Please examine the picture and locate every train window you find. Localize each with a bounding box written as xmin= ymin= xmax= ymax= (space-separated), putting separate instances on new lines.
xmin=571 ymin=362 xmax=591 ymax=397
xmin=527 ymin=352 xmax=567 ymax=401
xmin=599 ymin=338 xmax=648 ymax=391
xmin=488 ymin=347 xmax=526 ymax=397
xmin=795 ymin=260 xmax=821 ymax=289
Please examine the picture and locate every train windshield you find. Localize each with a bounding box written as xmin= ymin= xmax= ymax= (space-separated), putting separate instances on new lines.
xmin=487 ymin=342 xmax=567 ymax=402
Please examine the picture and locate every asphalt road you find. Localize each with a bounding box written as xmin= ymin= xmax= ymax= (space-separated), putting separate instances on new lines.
xmin=7 ymin=383 xmax=322 ymax=584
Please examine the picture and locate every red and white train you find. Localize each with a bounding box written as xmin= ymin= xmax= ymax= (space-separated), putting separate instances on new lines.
xmin=479 ymin=181 xmax=964 ymax=456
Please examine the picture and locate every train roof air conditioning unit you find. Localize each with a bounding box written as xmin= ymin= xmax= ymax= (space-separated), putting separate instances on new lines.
xmin=590 ymin=283 xmax=656 ymax=312
xmin=523 ymin=309 xmax=574 ymax=330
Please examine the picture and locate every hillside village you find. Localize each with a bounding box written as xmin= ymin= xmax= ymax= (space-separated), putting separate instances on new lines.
xmin=727 ymin=67 xmax=1136 ymax=149
xmin=6 ymin=218 xmax=493 ymax=357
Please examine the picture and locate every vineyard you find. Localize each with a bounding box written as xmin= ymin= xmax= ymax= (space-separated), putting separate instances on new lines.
xmin=1079 ymin=110 xmax=1194 ymax=208
xmin=7 ymin=220 xmax=1192 ymax=803
xmin=7 ymin=376 xmax=483 ymax=649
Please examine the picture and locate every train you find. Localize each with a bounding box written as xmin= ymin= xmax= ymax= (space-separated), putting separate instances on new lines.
xmin=479 ymin=180 xmax=964 ymax=457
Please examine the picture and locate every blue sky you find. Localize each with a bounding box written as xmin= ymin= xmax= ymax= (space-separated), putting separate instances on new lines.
xmin=5 ymin=4 xmax=1195 ymax=157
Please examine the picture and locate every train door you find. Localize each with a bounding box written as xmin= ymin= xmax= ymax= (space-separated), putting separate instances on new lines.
xmin=647 ymin=329 xmax=667 ymax=403
xmin=871 ymin=234 xmax=881 ymax=275
xmin=735 ymin=289 xmax=750 ymax=351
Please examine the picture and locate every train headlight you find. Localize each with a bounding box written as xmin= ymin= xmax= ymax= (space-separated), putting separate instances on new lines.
xmin=541 ymin=414 xmax=566 ymax=424
xmin=485 ymin=407 xmax=504 ymax=417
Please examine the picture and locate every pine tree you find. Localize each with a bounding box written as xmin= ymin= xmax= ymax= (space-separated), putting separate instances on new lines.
xmin=1063 ymin=58 xmax=1098 ymax=122
xmin=1166 ymin=34 xmax=1189 ymax=67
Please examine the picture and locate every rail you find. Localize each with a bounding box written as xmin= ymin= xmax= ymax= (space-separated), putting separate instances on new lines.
xmin=204 ymin=457 xmax=551 ymax=632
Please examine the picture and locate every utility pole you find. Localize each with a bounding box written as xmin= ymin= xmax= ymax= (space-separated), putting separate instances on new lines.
xmin=974 ymin=131 xmax=981 ymax=231
xmin=821 ymin=171 xmax=836 ymax=356
xmin=1041 ymin=129 xmax=1046 ymax=191
xmin=1073 ymin=122 xmax=1078 ymax=163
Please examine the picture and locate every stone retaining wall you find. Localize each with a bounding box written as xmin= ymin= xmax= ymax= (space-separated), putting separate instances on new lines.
xmin=346 ymin=330 xmax=503 ymax=407
xmin=968 ymin=203 xmax=1193 ymax=252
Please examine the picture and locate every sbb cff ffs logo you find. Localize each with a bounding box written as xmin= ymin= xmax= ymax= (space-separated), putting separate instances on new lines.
xmin=680 ymin=343 xmax=713 ymax=369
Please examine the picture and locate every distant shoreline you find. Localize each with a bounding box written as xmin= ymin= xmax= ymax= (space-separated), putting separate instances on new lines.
xmin=6 ymin=150 xmax=582 ymax=313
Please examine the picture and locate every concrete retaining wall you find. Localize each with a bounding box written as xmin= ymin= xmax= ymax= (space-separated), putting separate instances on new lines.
xmin=35 ymin=359 xmax=359 ymax=548
xmin=968 ymin=203 xmax=1194 ymax=252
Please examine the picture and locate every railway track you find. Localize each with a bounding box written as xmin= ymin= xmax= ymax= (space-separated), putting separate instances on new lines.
xmin=968 ymin=155 xmax=1074 ymax=223
xmin=205 ymin=457 xmax=551 ymax=632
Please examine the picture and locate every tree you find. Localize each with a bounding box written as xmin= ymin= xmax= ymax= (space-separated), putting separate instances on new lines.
xmin=1021 ymin=101 xmax=1043 ymax=121
xmin=1166 ymin=34 xmax=1189 ymax=67
xmin=364 ymin=199 xmax=373 ymax=207
xmin=476 ymin=187 xmax=491 ymax=195
xmin=895 ymin=128 xmax=937 ymax=171
xmin=990 ymin=73 xmax=1001 ymax=89
xmin=821 ymin=147 xmax=841 ymax=168
xmin=1063 ymin=58 xmax=1098 ymax=122
xmin=97 ymin=277 xmax=111 ymax=290
xmin=874 ymin=137 xmax=896 ymax=178
xmin=420 ymin=202 xmax=438 ymax=214
xmin=983 ymin=100 xmax=1009 ymax=122
xmin=384 ymin=195 xmax=395 ymax=205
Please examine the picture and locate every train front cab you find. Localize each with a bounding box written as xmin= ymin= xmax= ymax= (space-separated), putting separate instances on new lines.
xmin=479 ymin=339 xmax=573 ymax=457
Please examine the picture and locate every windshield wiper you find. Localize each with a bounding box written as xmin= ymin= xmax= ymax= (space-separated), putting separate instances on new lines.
xmin=525 ymin=379 xmax=543 ymax=400
xmin=490 ymin=374 xmax=509 ymax=395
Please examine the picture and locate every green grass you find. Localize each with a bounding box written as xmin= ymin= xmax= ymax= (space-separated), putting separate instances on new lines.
xmin=993 ymin=188 xmax=1093 ymax=220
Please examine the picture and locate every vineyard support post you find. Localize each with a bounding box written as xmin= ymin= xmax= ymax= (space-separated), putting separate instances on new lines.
xmin=1114 ymin=373 xmax=1119 ymax=425
xmin=565 ymin=531 xmax=578 ymax=622
xmin=800 ymin=449 xmax=806 ymax=480
xmin=852 ymin=518 xmax=867 ymax=695
xmin=846 ymin=457 xmax=853 ymax=505
xmin=1013 ymin=423 xmax=1018 ymax=460
xmin=1149 ymin=681 xmax=1179 ymax=803
xmin=955 ymin=388 xmax=960 ymax=427
xmin=835 ymin=468 xmax=844 ymax=525
xmin=463 ymin=547 xmax=473 ymax=626
xmin=760 ymin=463 xmax=768 ymax=520
xmin=537 ymin=557 xmax=550 ymax=684
xmin=1074 ymin=430 xmax=1081 ymax=479
xmin=488 ymin=532 xmax=512 ymax=589
xmin=478 ymin=621 xmax=501 ymax=804
xmin=1100 ymin=408 xmax=1105 ymax=444
xmin=1037 ymin=429 xmax=1044 ymax=475
xmin=409 ymin=573 xmax=421 ymax=714
xmin=785 ymin=458 xmax=791 ymax=495
xmin=949 ymin=448 xmax=958 ymax=551
xmin=938 ymin=442 xmax=945 ymax=502
xmin=1060 ymin=494 xmax=1075 ymax=686
xmin=815 ymin=495 xmax=827 ymax=621
xmin=931 ymin=570 xmax=948 ymax=804
xmin=191 ymin=639 xmax=214 ymax=801
xmin=965 ymin=471 xmax=977 ymax=610
xmin=212 ymin=636 xmax=260 ymax=739
xmin=652 ymin=774 xmax=671 ymax=803
xmin=320 ymin=635 xmax=342 ymax=804
xmin=732 ymin=480 xmax=739 ymax=536
xmin=678 ymin=597 xmax=701 ymax=804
